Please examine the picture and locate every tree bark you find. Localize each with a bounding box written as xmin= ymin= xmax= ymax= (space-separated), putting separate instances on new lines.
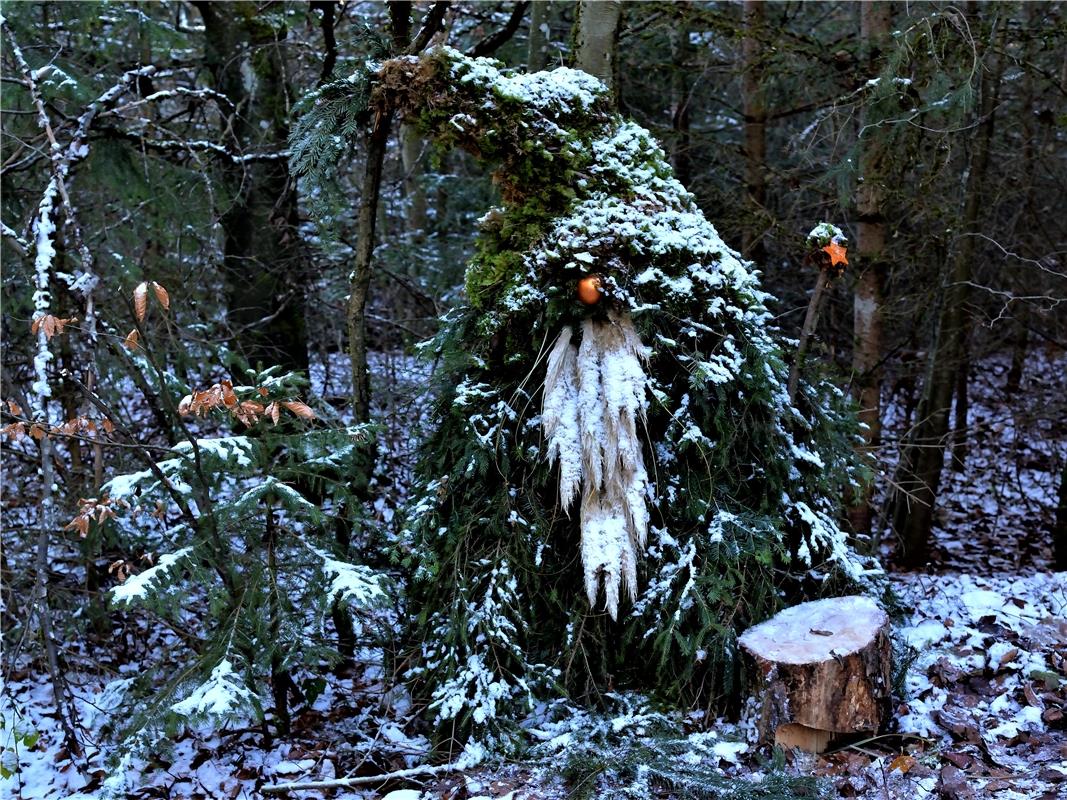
xmin=528 ymin=0 xmax=551 ymax=72
xmin=311 ymin=0 xmax=337 ymax=84
xmin=741 ymin=0 xmax=766 ymax=260
xmin=347 ymin=2 xmax=421 ymax=422
xmin=890 ymin=14 xmax=1005 ymax=567
xmin=740 ymin=596 xmax=892 ymax=754
xmin=197 ymin=2 xmax=309 ymax=374
xmin=950 ymin=337 xmax=970 ymax=471
xmin=670 ymin=3 xmax=693 ymax=188
xmin=575 ymin=0 xmax=621 ymax=94
xmin=469 ymin=2 xmax=529 ymax=58
xmin=1004 ymin=320 xmax=1027 ymax=395
xmin=849 ymin=1 xmax=891 ymax=537
xmin=349 ymin=109 xmax=392 ymax=424
xmin=400 ymin=123 xmax=427 ymax=239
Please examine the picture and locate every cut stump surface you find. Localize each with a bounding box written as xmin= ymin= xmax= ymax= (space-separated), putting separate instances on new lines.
xmin=739 ymin=595 xmax=891 ymax=753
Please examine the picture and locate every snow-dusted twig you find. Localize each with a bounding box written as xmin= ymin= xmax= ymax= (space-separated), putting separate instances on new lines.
xmin=101 ymin=84 xmax=233 ymax=115
xmin=1 ymin=220 xmax=29 ymax=255
xmin=260 ymin=762 xmax=462 ymax=794
xmin=102 ymin=129 xmax=291 ymax=163
xmin=2 ymin=17 xmax=159 ymax=756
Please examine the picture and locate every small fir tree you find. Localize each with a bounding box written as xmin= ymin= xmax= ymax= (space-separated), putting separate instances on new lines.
xmin=292 ymin=47 xmax=876 ymax=744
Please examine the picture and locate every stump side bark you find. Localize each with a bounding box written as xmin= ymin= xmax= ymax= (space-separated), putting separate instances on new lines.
xmin=739 ymin=595 xmax=892 ymax=753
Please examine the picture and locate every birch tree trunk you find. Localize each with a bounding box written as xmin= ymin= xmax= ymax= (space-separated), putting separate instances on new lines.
xmin=576 ymin=0 xmax=622 ymax=93
xmin=849 ymin=1 xmax=891 ymax=538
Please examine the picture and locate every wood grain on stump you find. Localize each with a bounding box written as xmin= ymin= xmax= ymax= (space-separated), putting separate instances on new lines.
xmin=738 ymin=595 xmax=891 ymax=753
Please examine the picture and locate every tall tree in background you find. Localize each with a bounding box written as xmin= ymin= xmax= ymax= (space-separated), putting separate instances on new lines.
xmin=670 ymin=3 xmax=694 ymax=188
xmin=528 ymin=0 xmax=551 ymax=71
xmin=347 ymin=2 xmax=410 ymax=422
xmin=197 ymin=2 xmax=309 ymax=374
xmin=575 ymin=0 xmax=622 ymax=92
xmin=890 ymin=11 xmax=1007 ymax=566
xmin=740 ymin=0 xmax=766 ymax=259
xmin=848 ymin=1 xmax=891 ymax=538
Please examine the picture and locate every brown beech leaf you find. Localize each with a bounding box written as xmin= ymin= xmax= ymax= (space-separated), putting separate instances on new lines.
xmin=221 ymin=380 xmax=238 ymax=408
xmin=123 ymin=329 xmax=140 ymax=350
xmin=889 ymin=754 xmax=915 ymax=774
xmin=151 ymin=281 xmax=170 ymax=311
xmin=133 ymin=282 xmax=148 ymax=322
xmin=998 ymin=648 xmax=1019 ymax=669
xmin=30 ymin=314 xmax=77 ymax=341
xmin=282 ymin=400 xmax=315 ymax=420
xmin=7 ymin=399 xmax=23 ymax=416
xmin=65 ymin=515 xmax=90 ymax=537
xmin=266 ymin=402 xmax=280 ymax=425
xmin=1 ymin=422 xmax=26 ymax=440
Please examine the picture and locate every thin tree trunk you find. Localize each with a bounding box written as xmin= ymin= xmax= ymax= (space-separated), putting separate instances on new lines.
xmin=670 ymin=3 xmax=693 ymax=187
xmin=950 ymin=337 xmax=970 ymax=471
xmin=788 ymin=270 xmax=830 ymax=403
xmin=528 ymin=0 xmax=550 ymax=72
xmin=400 ymin=123 xmax=427 ymax=240
xmin=890 ymin=16 xmax=1005 ymax=567
xmin=849 ymin=1 xmax=891 ymax=538
xmin=741 ymin=0 xmax=766 ymax=259
xmin=1054 ymin=465 xmax=1067 ymax=571
xmin=575 ymin=0 xmax=622 ymax=93
xmin=346 ymin=2 xmax=416 ymax=421
xmin=348 ymin=112 xmax=392 ymax=423
xmin=1004 ymin=320 xmax=1027 ymax=395
xmin=1005 ymin=5 xmax=1037 ymax=399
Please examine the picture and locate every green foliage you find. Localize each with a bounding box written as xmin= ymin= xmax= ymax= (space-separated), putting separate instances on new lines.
xmin=93 ymin=367 xmax=387 ymax=755
xmin=289 ymin=68 xmax=374 ymax=216
xmin=0 ymin=713 xmax=41 ymax=780
xmin=289 ymin=48 xmax=881 ymax=744
xmin=530 ymin=699 xmax=828 ymax=800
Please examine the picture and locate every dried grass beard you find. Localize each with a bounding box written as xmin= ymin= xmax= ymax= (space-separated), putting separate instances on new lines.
xmin=542 ymin=308 xmax=650 ymax=619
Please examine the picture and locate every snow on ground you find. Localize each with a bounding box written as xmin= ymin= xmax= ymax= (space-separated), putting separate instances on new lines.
xmin=809 ymin=571 xmax=1066 ymax=800
xmin=878 ymin=347 xmax=1065 ymax=574
xmin=2 ymin=348 xmax=1064 ymax=799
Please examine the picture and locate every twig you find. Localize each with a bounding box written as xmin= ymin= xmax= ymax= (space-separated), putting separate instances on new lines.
xmin=261 ymin=761 xmax=463 ymax=794
xmin=788 ymin=269 xmax=830 ymax=402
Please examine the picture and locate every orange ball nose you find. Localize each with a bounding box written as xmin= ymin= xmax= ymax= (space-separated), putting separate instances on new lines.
xmin=577 ymin=274 xmax=602 ymax=305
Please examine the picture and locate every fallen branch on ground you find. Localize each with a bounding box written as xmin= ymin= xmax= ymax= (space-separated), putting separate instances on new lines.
xmin=260 ymin=762 xmax=462 ymax=794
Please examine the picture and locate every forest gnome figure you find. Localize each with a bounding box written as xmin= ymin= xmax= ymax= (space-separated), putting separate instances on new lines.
xmin=291 ymin=46 xmax=874 ymax=736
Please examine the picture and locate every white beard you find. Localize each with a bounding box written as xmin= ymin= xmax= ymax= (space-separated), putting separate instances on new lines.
xmin=542 ymin=309 xmax=650 ymax=620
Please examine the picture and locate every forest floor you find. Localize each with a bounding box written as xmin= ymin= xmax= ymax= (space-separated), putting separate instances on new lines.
xmin=1 ymin=348 xmax=1064 ymax=800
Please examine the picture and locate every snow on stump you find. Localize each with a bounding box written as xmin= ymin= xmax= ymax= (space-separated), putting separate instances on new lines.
xmin=738 ymin=595 xmax=891 ymax=754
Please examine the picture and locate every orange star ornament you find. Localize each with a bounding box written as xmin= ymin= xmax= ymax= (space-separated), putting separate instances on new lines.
xmin=822 ymin=241 xmax=848 ymax=268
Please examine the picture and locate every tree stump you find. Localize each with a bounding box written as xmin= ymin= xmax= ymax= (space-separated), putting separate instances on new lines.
xmin=738 ymin=595 xmax=891 ymax=753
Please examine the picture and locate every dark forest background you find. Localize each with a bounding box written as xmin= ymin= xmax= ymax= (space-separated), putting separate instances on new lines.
xmin=1 ymin=1 xmax=1065 ymax=796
